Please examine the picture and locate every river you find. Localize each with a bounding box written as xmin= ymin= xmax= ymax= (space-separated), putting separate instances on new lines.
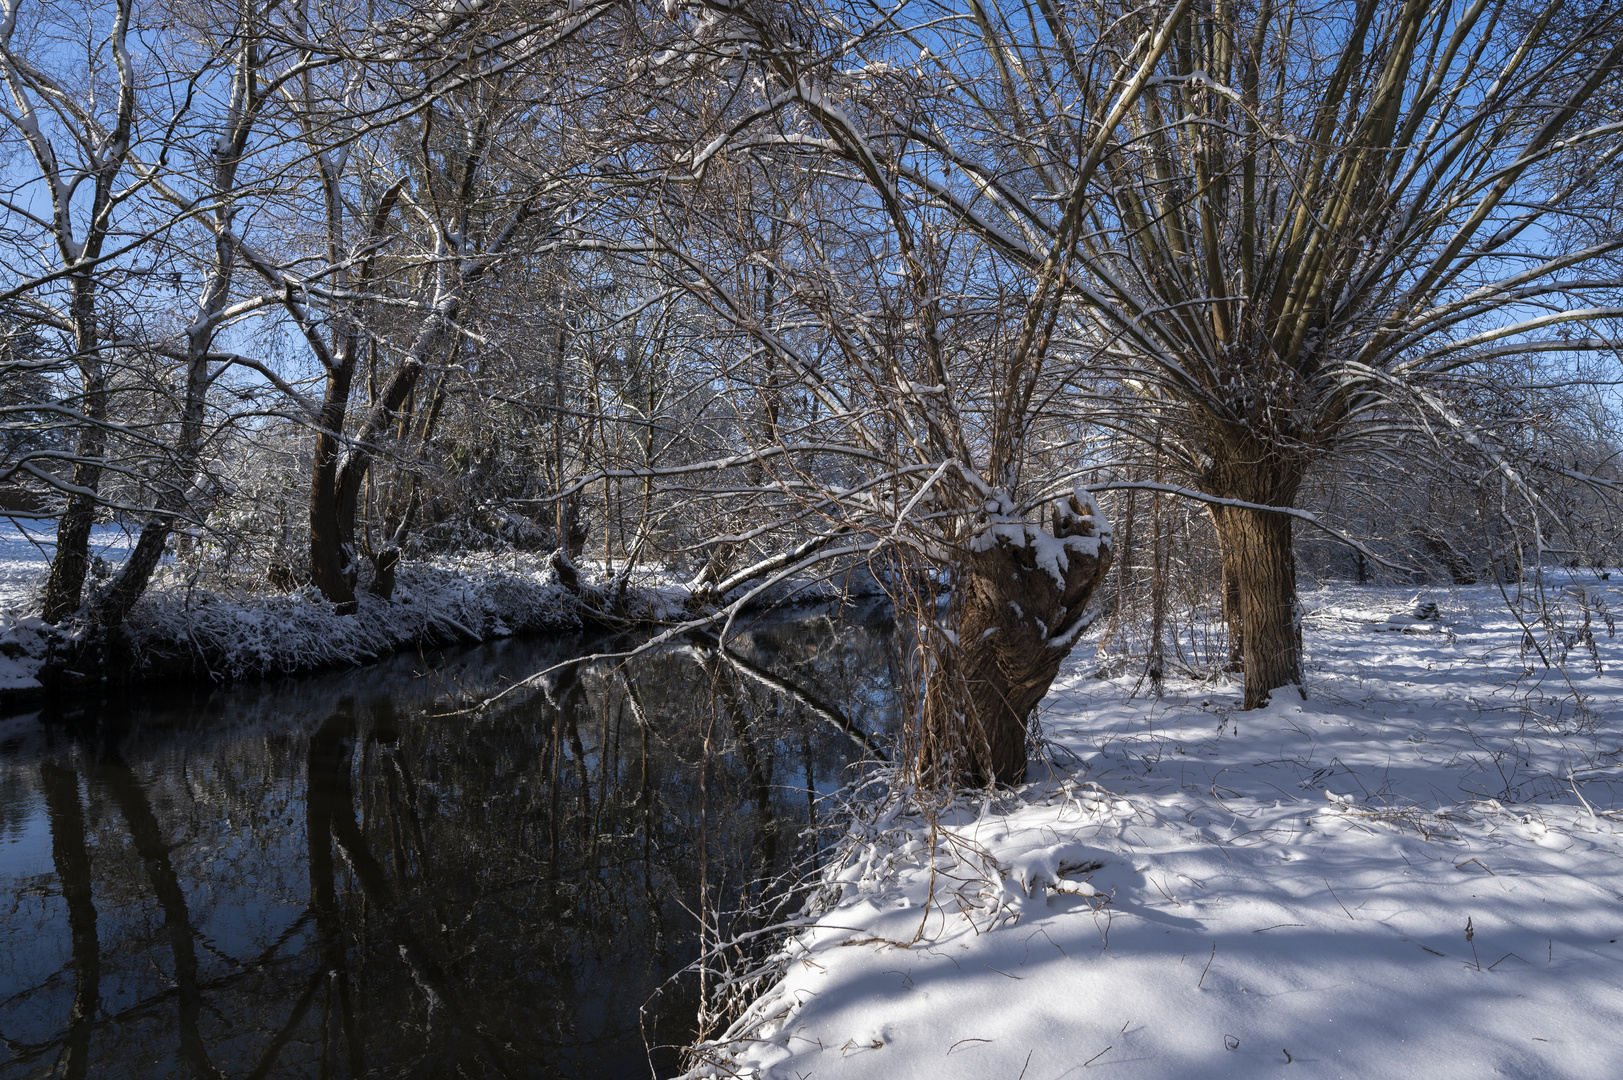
xmin=0 ymin=599 xmax=903 ymax=1079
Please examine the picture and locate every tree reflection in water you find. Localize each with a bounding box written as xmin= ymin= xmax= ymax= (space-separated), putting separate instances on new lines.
xmin=0 ymin=601 xmax=900 ymax=1078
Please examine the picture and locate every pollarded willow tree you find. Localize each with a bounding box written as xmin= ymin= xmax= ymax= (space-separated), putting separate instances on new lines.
xmin=1049 ymin=0 xmax=1623 ymax=706
xmin=629 ymin=0 xmax=1211 ymax=784
xmin=754 ymin=0 xmax=1623 ymax=710
xmin=628 ymin=0 xmax=1623 ymax=793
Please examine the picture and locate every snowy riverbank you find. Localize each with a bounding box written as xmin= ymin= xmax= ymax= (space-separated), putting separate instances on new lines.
xmin=687 ymin=579 xmax=1623 ymax=1080
xmin=0 ymin=517 xmax=628 ymax=696
xmin=0 ymin=517 xmax=892 ymax=699
xmin=0 ymin=554 xmax=598 ymax=698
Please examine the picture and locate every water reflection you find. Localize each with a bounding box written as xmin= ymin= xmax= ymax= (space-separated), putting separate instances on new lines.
xmin=0 ymin=601 xmax=900 ymax=1078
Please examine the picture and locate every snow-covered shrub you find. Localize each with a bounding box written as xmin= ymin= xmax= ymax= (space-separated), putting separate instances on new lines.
xmin=123 ymin=555 xmax=584 ymax=682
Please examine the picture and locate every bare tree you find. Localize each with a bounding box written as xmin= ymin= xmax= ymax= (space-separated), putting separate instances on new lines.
xmin=1043 ymin=0 xmax=1623 ymax=706
xmin=266 ymin=0 xmax=625 ymax=611
xmin=90 ymin=0 xmax=292 ymax=625
xmin=615 ymin=0 xmax=1217 ymax=783
xmin=1 ymin=0 xmax=324 ymax=625
xmin=0 ymin=0 xmax=140 ymax=620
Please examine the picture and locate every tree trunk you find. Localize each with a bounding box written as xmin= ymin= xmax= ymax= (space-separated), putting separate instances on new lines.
xmin=310 ymin=364 xmax=359 ymax=614
xmin=313 ymin=298 xmax=456 ymax=612
xmin=93 ymin=319 xmax=215 ymax=626
xmin=41 ymin=278 xmax=107 ymax=624
xmin=918 ymin=491 xmax=1112 ymax=786
xmin=28 ymin=5 xmax=132 ymax=624
xmin=93 ymin=98 xmax=252 ymax=628
xmin=1148 ymin=490 xmax=1167 ymax=691
xmin=1213 ymin=513 xmax=1245 ymax=670
xmin=370 ymin=546 xmax=401 ymax=601
xmin=1210 ymin=501 xmax=1301 ymax=709
xmin=92 ymin=520 xmax=173 ymax=627
xmin=43 ymin=481 xmax=101 ymax=624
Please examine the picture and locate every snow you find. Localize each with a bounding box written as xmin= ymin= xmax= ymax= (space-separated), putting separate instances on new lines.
xmin=0 ymin=518 xmax=138 ymax=692
xmin=0 ymin=517 xmax=888 ymax=695
xmin=967 ymin=488 xmax=1112 ymax=585
xmin=0 ymin=523 xmax=587 ymax=690
xmin=113 ymin=555 xmax=585 ymax=683
xmin=686 ymin=579 xmax=1623 ymax=1079
xmin=0 ymin=516 xmax=133 ymax=609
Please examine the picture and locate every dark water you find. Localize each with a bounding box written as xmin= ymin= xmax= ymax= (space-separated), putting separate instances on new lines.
xmin=0 ymin=600 xmax=902 ymax=1079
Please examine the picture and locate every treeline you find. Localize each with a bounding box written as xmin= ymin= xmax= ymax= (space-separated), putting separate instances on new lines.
xmin=3 ymin=0 xmax=1621 ymax=779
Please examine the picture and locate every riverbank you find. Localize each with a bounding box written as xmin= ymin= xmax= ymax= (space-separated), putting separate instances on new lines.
xmin=686 ymin=578 xmax=1623 ymax=1080
xmin=0 ymin=554 xmax=596 ymax=702
xmin=0 ymin=518 xmax=896 ymax=705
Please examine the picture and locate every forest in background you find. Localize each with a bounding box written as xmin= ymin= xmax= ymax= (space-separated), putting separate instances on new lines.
xmin=2 ymin=0 xmax=1621 ymax=782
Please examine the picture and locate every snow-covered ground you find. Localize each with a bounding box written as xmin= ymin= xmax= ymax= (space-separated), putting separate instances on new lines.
xmin=689 ymin=580 xmax=1623 ymax=1080
xmin=0 ymin=516 xmax=134 ymax=610
xmin=0 ymin=517 xmax=141 ymax=691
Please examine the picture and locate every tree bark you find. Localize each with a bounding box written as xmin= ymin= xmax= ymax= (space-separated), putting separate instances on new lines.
xmin=41 ymin=277 xmax=108 ymax=624
xmin=1210 ymin=500 xmax=1302 ymax=709
xmin=42 ymin=453 xmax=102 ymax=623
xmin=1213 ymin=514 xmax=1245 ymax=670
xmin=918 ymin=491 xmax=1112 ymax=786
xmin=309 ymin=362 xmax=359 ymax=613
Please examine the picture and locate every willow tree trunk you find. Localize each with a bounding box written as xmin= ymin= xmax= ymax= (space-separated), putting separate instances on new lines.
xmin=918 ymin=492 xmax=1112 ymax=786
xmin=1207 ymin=444 xmax=1304 ymax=708
xmin=1213 ymin=518 xmax=1245 ymax=670
xmin=1217 ymin=506 xmax=1300 ymax=707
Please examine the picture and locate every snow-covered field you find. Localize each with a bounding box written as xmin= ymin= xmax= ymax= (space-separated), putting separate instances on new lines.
xmin=0 ymin=516 xmax=133 ymax=610
xmin=690 ymin=580 xmax=1623 ymax=1080
xmin=0 ymin=517 xmax=141 ymax=690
